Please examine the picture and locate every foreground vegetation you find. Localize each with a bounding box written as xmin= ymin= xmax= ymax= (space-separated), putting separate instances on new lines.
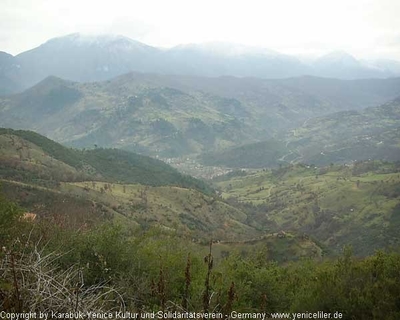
xmin=1 ymin=195 xmax=400 ymax=319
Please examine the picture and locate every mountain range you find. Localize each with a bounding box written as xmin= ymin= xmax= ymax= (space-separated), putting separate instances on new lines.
xmin=200 ymin=96 xmax=400 ymax=168
xmin=2 ymin=33 xmax=400 ymax=95
xmin=1 ymin=73 xmax=400 ymax=158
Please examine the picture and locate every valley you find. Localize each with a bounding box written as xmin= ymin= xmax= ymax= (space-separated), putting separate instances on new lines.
xmin=1 ymin=128 xmax=399 ymax=315
xmin=1 ymin=127 xmax=399 ymax=258
xmin=2 ymin=3 xmax=400 ymax=315
xmin=0 ymin=128 xmax=324 ymax=262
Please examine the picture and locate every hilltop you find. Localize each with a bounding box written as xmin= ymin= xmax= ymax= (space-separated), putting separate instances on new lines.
xmin=0 ymin=76 xmax=254 ymax=157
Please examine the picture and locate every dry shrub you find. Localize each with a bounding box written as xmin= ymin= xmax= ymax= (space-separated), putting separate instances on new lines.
xmin=0 ymin=245 xmax=125 ymax=312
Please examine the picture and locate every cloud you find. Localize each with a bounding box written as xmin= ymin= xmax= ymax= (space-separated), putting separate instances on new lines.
xmin=377 ymin=34 xmax=400 ymax=46
xmin=106 ymin=18 xmax=156 ymax=41
xmin=1 ymin=0 xmax=400 ymax=60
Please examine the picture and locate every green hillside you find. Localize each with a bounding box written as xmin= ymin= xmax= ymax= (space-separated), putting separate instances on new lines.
xmin=200 ymin=139 xmax=289 ymax=168
xmin=0 ymin=128 xmax=264 ymax=241
xmin=0 ymin=128 xmax=212 ymax=193
xmin=0 ymin=77 xmax=254 ymax=157
xmin=2 ymin=74 xmax=400 ymax=158
xmin=200 ymin=96 xmax=400 ymax=168
xmin=0 ymin=127 xmax=330 ymax=255
xmin=283 ymin=97 xmax=400 ymax=165
xmin=1 ymin=77 xmax=400 ymax=313
xmin=214 ymin=162 xmax=400 ymax=255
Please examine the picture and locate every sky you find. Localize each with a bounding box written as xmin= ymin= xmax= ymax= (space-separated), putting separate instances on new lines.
xmin=1 ymin=0 xmax=400 ymax=60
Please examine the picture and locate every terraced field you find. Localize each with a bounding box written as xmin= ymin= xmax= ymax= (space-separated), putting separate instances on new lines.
xmin=213 ymin=162 xmax=400 ymax=255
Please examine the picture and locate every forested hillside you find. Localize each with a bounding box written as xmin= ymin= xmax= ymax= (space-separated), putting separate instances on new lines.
xmin=0 ymin=128 xmax=212 ymax=193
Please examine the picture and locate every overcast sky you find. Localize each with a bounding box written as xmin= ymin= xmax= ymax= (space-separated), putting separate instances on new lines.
xmin=1 ymin=0 xmax=400 ymax=60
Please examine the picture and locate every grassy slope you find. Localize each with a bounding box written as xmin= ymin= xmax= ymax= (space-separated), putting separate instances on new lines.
xmin=214 ymin=162 xmax=400 ymax=255
xmin=0 ymin=128 xmax=323 ymax=259
xmin=62 ymin=181 xmax=260 ymax=241
xmin=284 ymin=97 xmax=400 ymax=165
xmin=0 ymin=128 xmax=262 ymax=241
xmin=0 ymin=128 xmax=213 ymax=194
xmin=0 ymin=77 xmax=253 ymax=157
xmin=198 ymin=97 xmax=400 ymax=169
xmin=1 ymin=178 xmax=321 ymax=261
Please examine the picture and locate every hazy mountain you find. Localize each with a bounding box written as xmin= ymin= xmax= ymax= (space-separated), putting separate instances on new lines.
xmin=14 ymin=33 xmax=163 ymax=87
xmin=0 ymin=51 xmax=14 ymax=68
xmin=0 ymin=51 xmax=23 ymax=95
xmin=0 ymin=76 xmax=255 ymax=157
xmin=313 ymin=51 xmax=388 ymax=79
xmin=283 ymin=96 xmax=400 ymax=165
xmin=2 ymin=34 xmax=400 ymax=95
xmin=197 ymin=95 xmax=400 ymax=168
xmin=371 ymin=59 xmax=400 ymax=75
xmin=1 ymin=73 xmax=400 ymax=157
xmin=165 ymin=42 xmax=310 ymax=78
xmin=109 ymin=72 xmax=400 ymax=129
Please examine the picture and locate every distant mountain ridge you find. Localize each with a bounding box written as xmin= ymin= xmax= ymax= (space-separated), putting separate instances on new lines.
xmin=1 ymin=73 xmax=400 ymax=157
xmin=202 ymin=96 xmax=400 ymax=168
xmin=0 ymin=51 xmax=23 ymax=94
xmin=284 ymin=96 xmax=400 ymax=165
xmin=1 ymin=33 xmax=400 ymax=94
